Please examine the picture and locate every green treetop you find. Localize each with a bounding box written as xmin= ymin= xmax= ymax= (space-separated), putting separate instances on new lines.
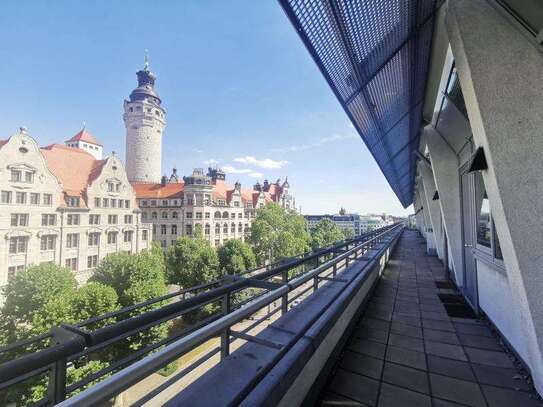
xmin=217 ymin=239 xmax=257 ymax=276
xmin=310 ymin=218 xmax=346 ymax=251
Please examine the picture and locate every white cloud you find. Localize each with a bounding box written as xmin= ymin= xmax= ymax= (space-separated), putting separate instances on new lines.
xmin=271 ymin=133 xmax=358 ymax=153
xmin=192 ymin=148 xmax=203 ymax=154
xmin=248 ymin=172 xmax=263 ymax=178
xmin=222 ymin=165 xmax=263 ymax=179
xmin=204 ymin=158 xmax=219 ymax=165
xmin=233 ymin=156 xmax=288 ymax=169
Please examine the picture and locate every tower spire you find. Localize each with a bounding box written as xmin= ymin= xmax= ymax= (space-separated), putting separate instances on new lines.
xmin=144 ymin=49 xmax=149 ymax=71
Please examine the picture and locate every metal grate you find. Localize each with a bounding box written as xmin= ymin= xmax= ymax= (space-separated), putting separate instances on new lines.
xmin=279 ymin=0 xmax=437 ymax=207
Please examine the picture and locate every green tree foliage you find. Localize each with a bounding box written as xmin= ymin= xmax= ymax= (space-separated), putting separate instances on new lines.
xmin=310 ymin=219 xmax=346 ymax=250
xmin=165 ymin=237 xmax=219 ymax=288
xmin=343 ymin=228 xmax=355 ymax=240
xmin=1 ymin=263 xmax=77 ymax=328
xmin=217 ymin=239 xmax=257 ymax=276
xmin=249 ymin=203 xmax=310 ymax=264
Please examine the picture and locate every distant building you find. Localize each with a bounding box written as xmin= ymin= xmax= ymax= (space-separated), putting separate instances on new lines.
xmin=305 ymin=213 xmax=389 ymax=236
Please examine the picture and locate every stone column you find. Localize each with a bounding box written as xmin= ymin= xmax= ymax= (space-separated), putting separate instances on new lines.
xmin=420 ymin=162 xmax=444 ymax=259
xmin=425 ymin=126 xmax=464 ymax=287
xmin=447 ymin=0 xmax=543 ymax=392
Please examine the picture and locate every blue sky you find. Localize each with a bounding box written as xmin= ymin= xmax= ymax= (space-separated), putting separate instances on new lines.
xmin=0 ymin=0 xmax=411 ymax=216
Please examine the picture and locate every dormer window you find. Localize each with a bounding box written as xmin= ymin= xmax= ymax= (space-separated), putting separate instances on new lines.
xmin=10 ymin=169 xmax=34 ymax=183
xmin=66 ymin=196 xmax=80 ymax=207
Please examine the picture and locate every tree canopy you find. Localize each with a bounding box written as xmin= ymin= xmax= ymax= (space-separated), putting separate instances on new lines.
xmin=249 ymin=203 xmax=310 ymax=264
xmin=310 ymin=218 xmax=346 ymax=250
xmin=165 ymin=236 xmax=219 ymax=288
xmin=217 ymin=239 xmax=257 ymax=276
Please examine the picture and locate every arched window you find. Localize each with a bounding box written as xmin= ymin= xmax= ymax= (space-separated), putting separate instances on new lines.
xmin=215 ymin=223 xmax=221 ymax=234
xmin=238 ymin=223 xmax=242 ymax=233
xmin=172 ymin=211 xmax=178 ymax=219
xmin=231 ymin=223 xmax=235 ymax=233
xmin=162 ymin=211 xmax=168 ymax=219
xmin=214 ymin=211 xmax=221 ymax=219
xmin=205 ymin=224 xmax=210 ymax=235
xmin=152 ymin=212 xmax=157 ymax=219
xmin=222 ymin=211 xmax=228 ymax=219
xmin=223 ymin=223 xmax=228 ymax=234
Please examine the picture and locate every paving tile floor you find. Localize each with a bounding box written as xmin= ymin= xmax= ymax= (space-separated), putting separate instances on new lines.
xmin=319 ymin=230 xmax=542 ymax=407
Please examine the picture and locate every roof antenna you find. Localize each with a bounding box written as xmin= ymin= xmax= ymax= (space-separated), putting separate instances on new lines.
xmin=144 ymin=49 xmax=150 ymax=71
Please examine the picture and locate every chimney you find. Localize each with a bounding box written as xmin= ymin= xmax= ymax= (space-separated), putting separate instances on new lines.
xmin=161 ymin=175 xmax=167 ymax=186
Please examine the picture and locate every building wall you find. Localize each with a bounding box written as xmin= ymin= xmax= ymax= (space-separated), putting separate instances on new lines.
xmin=0 ymin=129 xmax=151 ymax=292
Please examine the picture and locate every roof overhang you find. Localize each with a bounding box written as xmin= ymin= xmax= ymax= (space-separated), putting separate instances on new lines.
xmin=279 ymin=0 xmax=438 ymax=207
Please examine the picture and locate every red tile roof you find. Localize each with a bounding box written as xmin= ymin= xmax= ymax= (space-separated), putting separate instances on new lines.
xmin=66 ymin=129 xmax=102 ymax=146
xmin=132 ymin=182 xmax=185 ymax=199
xmin=41 ymin=144 xmax=103 ymax=198
xmin=0 ymin=139 xmax=8 ymax=149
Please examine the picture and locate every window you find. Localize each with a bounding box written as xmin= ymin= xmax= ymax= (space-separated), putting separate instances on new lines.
xmin=161 ymin=240 xmax=167 ymax=248
xmin=8 ymin=265 xmax=25 ymax=280
xmin=214 ymin=211 xmax=221 ymax=219
xmin=66 ymin=196 xmax=80 ymax=207
xmin=475 ymin=173 xmax=503 ymax=261
xmin=1 ymin=191 xmax=12 ymax=204
xmin=25 ymin=171 xmax=33 ymax=183
xmin=108 ymin=215 xmax=118 ymax=224
xmin=142 ymin=230 xmax=148 ymax=241
xmin=88 ymin=232 xmax=100 ymax=246
xmin=111 ymin=199 xmax=117 ymax=208
xmin=152 ymin=211 xmax=158 ymax=219
xmin=205 ymin=213 xmax=210 ymax=219
xmin=162 ymin=200 xmax=168 ymax=206
xmin=66 ymin=233 xmax=79 ymax=248
xmin=223 ymin=223 xmax=228 ymax=234
xmin=186 ymin=212 xmax=193 ymax=219
xmin=30 ymin=193 xmax=40 ymax=205
xmin=186 ymin=225 xmax=192 ymax=236
xmin=87 ymin=255 xmax=98 ymax=268
xmin=125 ymin=200 xmax=130 ymax=209
xmin=172 ymin=211 xmax=178 ymax=219
xmin=187 ymin=198 xmax=193 ymax=205
xmin=9 ymin=237 xmax=28 ymax=254
xmin=141 ymin=200 xmax=148 ymax=207
xmin=205 ymin=224 xmax=210 ymax=235
xmin=238 ymin=223 xmax=242 ymax=233
xmin=94 ymin=197 xmax=101 ymax=208
xmin=171 ymin=224 xmax=177 ymax=235
xmin=234 ymin=201 xmax=240 ymax=207
xmin=161 ymin=224 xmax=167 ymax=235
xmin=42 ymin=214 xmax=56 ymax=226
xmin=162 ymin=211 xmax=168 ymax=219
xmin=222 ymin=211 xmax=228 ymax=218
xmin=196 ymin=212 xmax=202 ymax=219
xmin=65 ymin=258 xmax=78 ymax=271
xmin=67 ymin=214 xmax=80 ymax=225
xmin=238 ymin=213 xmax=242 ymax=219
xmin=152 ymin=224 xmax=157 ymax=235
xmin=103 ymin=198 xmax=109 ymax=208
xmin=43 ymin=194 xmax=53 ymax=206
xmin=40 ymin=235 xmax=56 ymax=251
xmin=89 ymin=214 xmax=100 ymax=225
xmin=230 ymin=213 xmax=235 ymax=219
xmin=124 ymin=231 xmax=133 ymax=242
xmin=16 ymin=192 xmax=26 ymax=204
xmin=231 ymin=223 xmax=235 ymax=233
xmin=124 ymin=215 xmax=133 ymax=224
xmin=11 ymin=214 xmax=29 ymax=227
xmin=107 ymin=232 xmax=118 ymax=244
xmin=215 ymin=224 xmax=220 ymax=234
xmin=151 ymin=200 xmax=157 ymax=207
xmin=107 ymin=182 xmax=115 ymax=192
xmin=11 ymin=169 xmax=22 ymax=182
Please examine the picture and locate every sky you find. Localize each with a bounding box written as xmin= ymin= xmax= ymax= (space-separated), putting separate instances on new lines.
xmin=0 ymin=0 xmax=412 ymax=216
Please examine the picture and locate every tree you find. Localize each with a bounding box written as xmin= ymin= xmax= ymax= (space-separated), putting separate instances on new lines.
xmin=165 ymin=237 xmax=219 ymax=288
xmin=343 ymin=228 xmax=355 ymax=240
xmin=249 ymin=203 xmax=311 ymax=264
xmin=310 ymin=219 xmax=345 ymax=250
xmin=217 ymin=239 xmax=257 ymax=276
xmin=1 ymin=263 xmax=77 ymax=340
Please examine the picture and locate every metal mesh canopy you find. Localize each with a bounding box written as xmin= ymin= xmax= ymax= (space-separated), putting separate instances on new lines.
xmin=279 ymin=0 xmax=437 ymax=207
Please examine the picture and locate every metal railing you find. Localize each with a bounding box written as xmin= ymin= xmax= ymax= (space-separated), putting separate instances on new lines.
xmin=0 ymin=223 xmax=402 ymax=406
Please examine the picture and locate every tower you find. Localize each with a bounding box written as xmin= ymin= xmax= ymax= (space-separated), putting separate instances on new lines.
xmin=124 ymin=54 xmax=166 ymax=183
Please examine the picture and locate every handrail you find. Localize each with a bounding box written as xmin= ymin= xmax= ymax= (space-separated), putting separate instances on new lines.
xmin=0 ymin=223 xmax=402 ymax=405
xmin=57 ymin=224 xmax=403 ymax=406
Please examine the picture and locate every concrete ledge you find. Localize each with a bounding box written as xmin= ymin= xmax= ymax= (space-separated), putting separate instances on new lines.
xmin=167 ymin=230 xmax=402 ymax=407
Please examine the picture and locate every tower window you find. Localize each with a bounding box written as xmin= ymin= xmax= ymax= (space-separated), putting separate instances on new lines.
xmin=129 ymin=107 xmax=133 ymax=112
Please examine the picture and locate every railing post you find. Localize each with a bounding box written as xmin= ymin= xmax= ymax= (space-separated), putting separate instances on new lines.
xmin=48 ymin=357 xmax=67 ymax=404
xmin=332 ymin=261 xmax=337 ymax=276
xmin=281 ymin=269 xmax=288 ymax=315
xmin=220 ymin=292 xmax=231 ymax=359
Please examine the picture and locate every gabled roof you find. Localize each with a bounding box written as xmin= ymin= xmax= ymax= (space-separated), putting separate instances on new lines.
xmin=0 ymin=139 xmax=8 ymax=149
xmin=132 ymin=182 xmax=185 ymax=199
xmin=66 ymin=129 xmax=102 ymax=146
xmin=41 ymin=144 xmax=105 ymax=198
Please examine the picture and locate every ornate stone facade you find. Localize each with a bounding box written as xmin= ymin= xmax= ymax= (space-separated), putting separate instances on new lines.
xmin=134 ymin=168 xmax=293 ymax=248
xmin=0 ymin=128 xmax=151 ymax=289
